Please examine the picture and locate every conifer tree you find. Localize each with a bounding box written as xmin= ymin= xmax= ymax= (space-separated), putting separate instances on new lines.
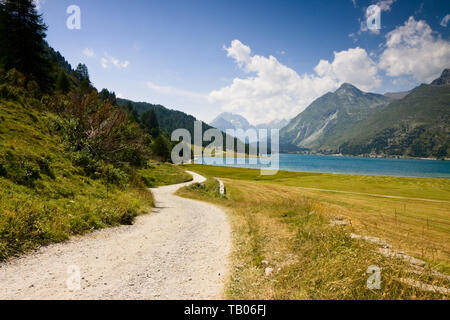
xmin=0 ymin=0 xmax=54 ymax=91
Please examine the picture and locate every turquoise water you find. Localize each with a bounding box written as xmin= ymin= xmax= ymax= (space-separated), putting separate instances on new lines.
xmin=199 ymin=154 xmax=450 ymax=178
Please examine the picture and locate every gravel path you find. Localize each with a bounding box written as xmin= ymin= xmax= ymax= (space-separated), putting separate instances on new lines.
xmin=0 ymin=171 xmax=231 ymax=300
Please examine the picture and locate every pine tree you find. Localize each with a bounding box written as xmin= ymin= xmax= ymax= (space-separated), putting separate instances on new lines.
xmin=125 ymin=101 xmax=140 ymax=123
xmin=75 ymin=63 xmax=89 ymax=82
xmin=0 ymin=0 xmax=54 ymax=91
xmin=141 ymin=109 xmax=160 ymax=138
xmin=55 ymin=71 xmax=70 ymax=94
xmin=151 ymin=135 xmax=171 ymax=162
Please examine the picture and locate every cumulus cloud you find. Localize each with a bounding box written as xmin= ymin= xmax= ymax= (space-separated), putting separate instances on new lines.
xmin=82 ymin=48 xmax=95 ymax=57
xmin=379 ymin=17 xmax=450 ymax=83
xmin=315 ymin=47 xmax=381 ymax=90
xmin=208 ymin=40 xmax=380 ymax=124
xmin=441 ymin=14 xmax=450 ymax=27
xmin=100 ymin=53 xmax=129 ymax=69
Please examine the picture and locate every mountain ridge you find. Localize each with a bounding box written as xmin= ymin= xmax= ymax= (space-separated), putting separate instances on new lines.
xmin=279 ymin=69 xmax=450 ymax=159
xmin=210 ymin=112 xmax=288 ymax=142
xmin=280 ymin=83 xmax=391 ymax=152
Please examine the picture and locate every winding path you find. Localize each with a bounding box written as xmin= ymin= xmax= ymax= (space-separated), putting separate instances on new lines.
xmin=0 ymin=171 xmax=231 ymax=300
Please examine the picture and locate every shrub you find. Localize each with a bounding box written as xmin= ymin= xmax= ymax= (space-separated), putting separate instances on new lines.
xmin=8 ymin=160 xmax=41 ymax=187
xmin=4 ymin=69 xmax=27 ymax=87
xmin=102 ymin=164 xmax=127 ymax=187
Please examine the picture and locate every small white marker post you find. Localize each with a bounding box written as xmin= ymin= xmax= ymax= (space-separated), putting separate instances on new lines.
xmin=216 ymin=178 xmax=225 ymax=195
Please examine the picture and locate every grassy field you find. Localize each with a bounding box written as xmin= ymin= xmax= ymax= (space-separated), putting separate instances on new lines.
xmin=138 ymin=163 xmax=192 ymax=187
xmin=178 ymin=164 xmax=450 ymax=299
xmin=0 ymin=99 xmax=191 ymax=260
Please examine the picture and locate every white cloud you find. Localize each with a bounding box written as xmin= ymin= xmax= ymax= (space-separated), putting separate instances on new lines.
xmin=209 ymin=40 xmax=380 ymax=124
xmin=376 ymin=0 xmax=396 ymax=12
xmin=441 ymin=14 xmax=450 ymax=27
xmin=82 ymin=48 xmax=95 ymax=57
xmin=315 ymin=47 xmax=381 ymax=90
xmin=379 ymin=17 xmax=450 ymax=83
xmin=100 ymin=53 xmax=130 ymax=69
xmin=146 ymin=82 xmax=206 ymax=99
xmin=349 ymin=33 xmax=358 ymax=42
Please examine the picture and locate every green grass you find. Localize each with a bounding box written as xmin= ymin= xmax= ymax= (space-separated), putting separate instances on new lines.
xmin=138 ymin=163 xmax=192 ymax=187
xmin=178 ymin=165 xmax=450 ymax=299
xmin=182 ymin=165 xmax=450 ymax=201
xmin=0 ymin=98 xmax=188 ymax=260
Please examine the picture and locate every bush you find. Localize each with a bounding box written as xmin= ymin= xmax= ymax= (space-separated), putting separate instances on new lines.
xmin=3 ymin=69 xmax=27 ymax=87
xmin=102 ymin=164 xmax=127 ymax=187
xmin=10 ymin=161 xmax=41 ymax=187
xmin=0 ymin=152 xmax=59 ymax=187
xmin=71 ymin=149 xmax=101 ymax=176
xmin=151 ymin=135 xmax=171 ymax=162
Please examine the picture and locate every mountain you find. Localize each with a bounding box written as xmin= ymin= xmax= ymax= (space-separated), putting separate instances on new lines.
xmin=211 ymin=112 xmax=289 ymax=143
xmin=211 ymin=112 xmax=253 ymax=132
xmin=256 ymin=118 xmax=289 ymax=130
xmin=280 ymin=83 xmax=391 ymax=153
xmin=339 ymin=69 xmax=450 ymax=159
xmin=384 ymin=91 xmax=410 ymax=100
xmin=431 ymin=68 xmax=450 ymax=86
xmin=117 ymin=99 xmax=247 ymax=151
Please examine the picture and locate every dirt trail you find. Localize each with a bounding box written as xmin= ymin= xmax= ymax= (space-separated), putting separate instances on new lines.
xmin=0 ymin=171 xmax=231 ymax=300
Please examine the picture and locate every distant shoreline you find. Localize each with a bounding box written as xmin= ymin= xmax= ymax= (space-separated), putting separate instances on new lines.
xmin=198 ymin=153 xmax=450 ymax=179
xmin=283 ymin=152 xmax=449 ymax=162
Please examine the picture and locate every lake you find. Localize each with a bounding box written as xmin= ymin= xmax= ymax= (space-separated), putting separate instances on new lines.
xmin=198 ymin=154 xmax=450 ymax=178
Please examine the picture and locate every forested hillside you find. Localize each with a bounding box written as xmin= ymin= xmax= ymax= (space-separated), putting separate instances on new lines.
xmin=339 ymin=70 xmax=450 ymax=159
xmin=118 ymin=98 xmax=249 ymax=151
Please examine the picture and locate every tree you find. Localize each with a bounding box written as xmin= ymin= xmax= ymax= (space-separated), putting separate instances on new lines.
xmin=55 ymin=71 xmax=70 ymax=94
xmin=0 ymin=0 xmax=54 ymax=91
xmin=75 ymin=63 xmax=89 ymax=82
xmin=141 ymin=109 xmax=160 ymax=138
xmin=99 ymin=88 xmax=117 ymax=105
xmin=125 ymin=101 xmax=139 ymax=123
xmin=151 ymin=135 xmax=171 ymax=162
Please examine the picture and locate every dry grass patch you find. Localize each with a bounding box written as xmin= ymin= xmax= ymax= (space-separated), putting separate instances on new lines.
xmin=178 ymin=175 xmax=449 ymax=300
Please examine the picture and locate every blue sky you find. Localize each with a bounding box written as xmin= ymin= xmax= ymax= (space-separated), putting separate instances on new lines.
xmin=37 ymin=0 xmax=450 ymax=124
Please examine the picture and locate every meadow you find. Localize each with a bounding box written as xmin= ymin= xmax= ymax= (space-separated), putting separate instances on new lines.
xmin=178 ymin=164 xmax=450 ymax=299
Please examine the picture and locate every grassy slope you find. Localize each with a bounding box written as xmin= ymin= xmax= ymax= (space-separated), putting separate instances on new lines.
xmin=0 ymin=99 xmax=190 ymax=260
xmin=178 ymin=165 xmax=450 ymax=299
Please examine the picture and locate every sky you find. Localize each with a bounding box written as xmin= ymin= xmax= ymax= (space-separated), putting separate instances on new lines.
xmin=36 ymin=0 xmax=450 ymax=124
